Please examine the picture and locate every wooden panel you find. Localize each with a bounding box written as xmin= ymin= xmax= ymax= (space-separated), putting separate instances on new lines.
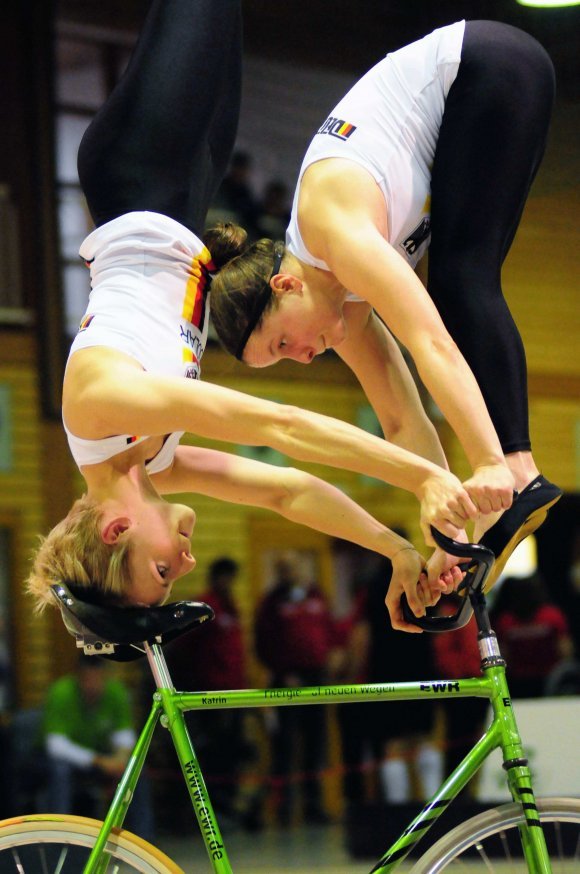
xmin=0 ymin=362 xmax=49 ymax=707
xmin=503 ymin=187 xmax=580 ymax=379
xmin=529 ymin=396 xmax=579 ymax=492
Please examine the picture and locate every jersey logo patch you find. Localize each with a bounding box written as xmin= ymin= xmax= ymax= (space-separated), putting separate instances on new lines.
xmin=184 ymin=364 xmax=200 ymax=380
xmin=317 ymin=116 xmax=357 ymax=141
xmin=401 ymin=217 xmax=431 ymax=256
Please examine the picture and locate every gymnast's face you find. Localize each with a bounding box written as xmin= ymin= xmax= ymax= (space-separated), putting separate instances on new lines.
xmin=243 ymin=278 xmax=347 ymax=368
xmin=103 ymin=500 xmax=196 ymax=606
xmin=128 ymin=501 xmax=196 ymax=605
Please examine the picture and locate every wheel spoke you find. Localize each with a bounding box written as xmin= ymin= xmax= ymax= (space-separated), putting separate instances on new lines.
xmin=53 ymin=846 xmax=68 ymax=874
xmin=11 ymin=848 xmax=25 ymax=873
xmin=39 ymin=845 xmax=49 ymax=874
xmin=574 ymin=831 xmax=580 ymax=863
xmin=474 ymin=840 xmax=494 ymax=871
xmin=499 ymin=828 xmax=513 ymax=864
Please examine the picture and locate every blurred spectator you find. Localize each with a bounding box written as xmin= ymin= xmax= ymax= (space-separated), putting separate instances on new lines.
xmin=7 ymin=708 xmax=45 ymax=816
xmin=543 ymin=658 xmax=580 ymax=696
xmin=0 ymin=614 xmax=14 ymax=818
xmin=165 ymin=557 xmax=253 ymax=824
xmin=211 ymin=150 xmax=259 ymax=237
xmin=42 ymin=656 xmax=154 ymax=840
xmin=492 ymin=573 xmax=573 ymax=698
xmin=535 ymin=494 xmax=580 ymax=656
xmin=566 ymin=523 xmax=580 ymax=658
xmin=255 ymin=179 xmax=291 ymax=240
xmin=255 ymin=552 xmax=334 ymax=825
xmin=363 ymin=556 xmax=443 ymax=806
xmin=332 ymin=577 xmax=371 ymax=810
xmin=167 ymin=557 xmax=246 ymax=691
xmin=432 ymin=600 xmax=488 ymax=791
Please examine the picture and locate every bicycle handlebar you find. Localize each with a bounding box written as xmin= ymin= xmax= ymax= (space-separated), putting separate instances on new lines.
xmin=399 ymin=527 xmax=495 ymax=633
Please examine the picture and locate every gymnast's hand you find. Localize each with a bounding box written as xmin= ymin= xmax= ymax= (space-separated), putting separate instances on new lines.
xmin=463 ymin=462 xmax=515 ymax=515
xmin=386 ymin=546 xmax=456 ymax=633
xmin=425 ymin=545 xmax=467 ymax=592
xmin=417 ymin=471 xmax=478 ymax=546
xmin=386 ymin=546 xmax=467 ymax=633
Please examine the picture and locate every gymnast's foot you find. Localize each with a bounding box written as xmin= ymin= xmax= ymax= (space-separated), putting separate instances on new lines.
xmin=476 ymin=474 xmax=562 ymax=592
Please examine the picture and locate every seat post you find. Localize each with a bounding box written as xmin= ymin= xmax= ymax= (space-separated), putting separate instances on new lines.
xmin=144 ymin=641 xmax=175 ymax=689
xmin=469 ymin=588 xmax=493 ymax=637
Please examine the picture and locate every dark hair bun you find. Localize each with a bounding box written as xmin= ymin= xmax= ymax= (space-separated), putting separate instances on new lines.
xmin=203 ymin=222 xmax=248 ymax=270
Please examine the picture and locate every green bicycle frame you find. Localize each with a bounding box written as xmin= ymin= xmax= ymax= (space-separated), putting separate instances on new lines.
xmin=81 ymin=638 xmax=553 ymax=874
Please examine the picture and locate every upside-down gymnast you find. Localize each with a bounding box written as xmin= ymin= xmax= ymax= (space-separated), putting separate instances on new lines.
xmin=27 ymin=0 xmax=477 ymax=628
xmin=208 ymin=19 xmax=562 ymax=621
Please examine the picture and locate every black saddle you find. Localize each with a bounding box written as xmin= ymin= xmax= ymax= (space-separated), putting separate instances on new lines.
xmin=51 ymin=582 xmax=214 ymax=661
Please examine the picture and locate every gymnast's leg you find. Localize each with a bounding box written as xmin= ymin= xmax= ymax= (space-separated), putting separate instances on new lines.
xmin=77 ymin=0 xmax=242 ymax=236
xmin=427 ymin=21 xmax=561 ymax=577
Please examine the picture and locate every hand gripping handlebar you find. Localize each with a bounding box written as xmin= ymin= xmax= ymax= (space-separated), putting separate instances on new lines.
xmin=400 ymin=527 xmax=495 ymax=632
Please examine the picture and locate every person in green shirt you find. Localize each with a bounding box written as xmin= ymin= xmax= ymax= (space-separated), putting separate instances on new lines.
xmin=42 ymin=655 xmax=154 ymax=838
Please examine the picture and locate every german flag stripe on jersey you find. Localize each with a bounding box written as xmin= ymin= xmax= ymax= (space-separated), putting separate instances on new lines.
xmin=182 ymin=247 xmax=215 ymax=331
xmin=78 ymin=313 xmax=94 ymax=332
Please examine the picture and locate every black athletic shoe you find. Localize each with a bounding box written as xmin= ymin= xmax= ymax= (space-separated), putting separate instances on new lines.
xmin=479 ymin=474 xmax=562 ymax=592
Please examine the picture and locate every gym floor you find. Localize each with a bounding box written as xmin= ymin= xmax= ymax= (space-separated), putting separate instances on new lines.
xmin=157 ymin=823 xmax=401 ymax=872
xmin=157 ymin=822 xmax=537 ymax=871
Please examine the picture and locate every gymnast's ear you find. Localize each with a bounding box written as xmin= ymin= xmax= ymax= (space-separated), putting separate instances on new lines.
xmin=101 ymin=517 xmax=131 ymax=545
xmin=270 ymin=272 xmax=303 ymax=296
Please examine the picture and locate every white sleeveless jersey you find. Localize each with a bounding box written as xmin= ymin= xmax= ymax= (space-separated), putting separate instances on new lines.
xmin=286 ymin=20 xmax=465 ymax=286
xmin=64 ymin=211 xmax=214 ymax=472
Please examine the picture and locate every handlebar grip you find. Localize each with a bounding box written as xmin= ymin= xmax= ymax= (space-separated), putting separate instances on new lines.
xmin=428 ymin=526 xmax=495 ymax=564
xmin=401 ymin=591 xmax=474 ymax=632
xmin=399 ymin=527 xmax=495 ymax=633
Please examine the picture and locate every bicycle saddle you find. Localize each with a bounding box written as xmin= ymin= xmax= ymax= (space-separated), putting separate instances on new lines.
xmin=51 ymin=581 xmax=214 ymax=660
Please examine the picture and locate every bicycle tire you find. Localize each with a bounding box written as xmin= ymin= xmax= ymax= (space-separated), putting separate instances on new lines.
xmin=0 ymin=814 xmax=185 ymax=873
xmin=411 ymin=796 xmax=580 ymax=872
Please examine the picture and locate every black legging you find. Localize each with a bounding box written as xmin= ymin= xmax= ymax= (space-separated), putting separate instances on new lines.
xmin=428 ymin=20 xmax=555 ymax=455
xmin=77 ymin=0 xmax=242 ymax=238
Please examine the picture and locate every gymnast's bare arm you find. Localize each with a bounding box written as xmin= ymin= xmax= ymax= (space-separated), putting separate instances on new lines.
xmin=64 ymin=345 xmax=478 ymax=540
xmin=337 ymin=303 xmax=448 ymax=467
xmin=151 ymin=443 xmax=455 ymax=630
xmin=296 ymin=159 xmax=514 ymax=517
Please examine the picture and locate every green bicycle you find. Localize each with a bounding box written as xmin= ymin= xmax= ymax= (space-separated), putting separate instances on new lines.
xmin=0 ymin=528 xmax=578 ymax=872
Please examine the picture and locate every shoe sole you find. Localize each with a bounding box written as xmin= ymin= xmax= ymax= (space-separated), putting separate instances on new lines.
xmin=482 ymin=494 xmax=562 ymax=593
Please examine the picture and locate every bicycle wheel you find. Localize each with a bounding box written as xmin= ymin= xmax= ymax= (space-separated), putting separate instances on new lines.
xmin=411 ymin=797 xmax=580 ymax=872
xmin=0 ymin=814 xmax=185 ymax=873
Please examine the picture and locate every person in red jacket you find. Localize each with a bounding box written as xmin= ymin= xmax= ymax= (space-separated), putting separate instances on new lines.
xmin=492 ymin=573 xmax=572 ymax=698
xmin=165 ymin=557 xmax=249 ymax=821
xmin=255 ymin=553 xmax=335 ymax=825
xmin=432 ymin=603 xmax=488 ymax=790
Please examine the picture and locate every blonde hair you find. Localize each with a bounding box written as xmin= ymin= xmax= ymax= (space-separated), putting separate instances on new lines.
xmin=27 ymin=494 xmax=132 ymax=612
